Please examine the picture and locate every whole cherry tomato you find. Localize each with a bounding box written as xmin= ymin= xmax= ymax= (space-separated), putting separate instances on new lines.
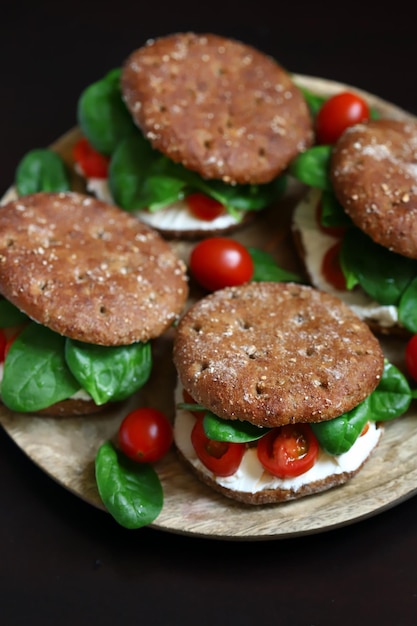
xmin=257 ymin=424 xmax=319 ymax=478
xmin=321 ymin=241 xmax=347 ymax=291
xmin=191 ymin=415 xmax=246 ymax=476
xmin=73 ymin=137 xmax=110 ymax=178
xmin=405 ymin=334 xmax=417 ymax=382
xmin=315 ymin=92 xmax=370 ymax=145
xmin=189 ymin=237 xmax=254 ymax=291
xmin=186 ymin=193 xmax=225 ymax=221
xmin=118 ymin=407 xmax=173 ymax=463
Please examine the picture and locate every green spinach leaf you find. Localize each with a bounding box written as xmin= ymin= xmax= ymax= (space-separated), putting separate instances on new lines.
xmin=0 ymin=299 xmax=29 ymax=327
xmin=15 ymin=149 xmax=70 ymax=195
xmin=65 ymin=339 xmax=152 ymax=405
xmin=288 ymin=145 xmax=332 ymax=190
xmin=1 ymin=322 xmax=81 ymax=412
xmin=95 ymin=441 xmax=163 ymax=529
xmin=77 ymin=68 xmax=137 ymax=155
xmin=248 ymin=247 xmax=304 ymax=283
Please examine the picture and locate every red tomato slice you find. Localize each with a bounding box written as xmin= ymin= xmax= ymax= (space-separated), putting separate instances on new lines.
xmin=315 ymin=201 xmax=347 ymax=238
xmin=73 ymin=137 xmax=110 ymax=179
xmin=186 ymin=193 xmax=225 ymax=221
xmin=118 ymin=407 xmax=173 ymax=463
xmin=321 ymin=240 xmax=347 ymax=291
xmin=405 ymin=334 xmax=417 ymax=382
xmin=257 ymin=424 xmax=319 ymax=478
xmin=189 ymin=237 xmax=254 ymax=291
xmin=315 ymin=91 xmax=370 ymax=145
xmin=191 ymin=415 xmax=246 ymax=476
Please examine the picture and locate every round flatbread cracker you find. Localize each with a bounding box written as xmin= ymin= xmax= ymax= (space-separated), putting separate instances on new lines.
xmin=331 ymin=118 xmax=417 ymax=259
xmin=0 ymin=192 xmax=188 ymax=345
xmin=173 ymin=281 xmax=384 ymax=427
xmin=121 ymin=32 xmax=313 ymax=185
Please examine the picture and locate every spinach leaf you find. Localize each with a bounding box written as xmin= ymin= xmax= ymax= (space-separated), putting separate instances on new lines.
xmin=320 ymin=189 xmax=353 ymax=228
xmin=65 ymin=339 xmax=152 ymax=405
xmin=1 ymin=322 xmax=81 ymax=412
xmin=288 ymin=145 xmax=333 ymax=190
xmin=0 ymin=299 xmax=29 ymax=327
xmin=340 ymin=228 xmax=417 ymax=304
xmin=299 ymin=87 xmax=326 ymax=117
xmin=109 ymin=134 xmax=287 ymax=217
xmin=248 ymin=247 xmax=304 ymax=283
xmin=368 ymin=359 xmax=413 ymax=420
xmin=311 ymin=399 xmax=370 ymax=455
xmin=15 ymin=149 xmax=70 ymax=195
xmin=77 ymin=68 xmax=137 ymax=155
xmin=95 ymin=441 xmax=163 ymax=529
xmin=203 ymin=411 xmax=270 ymax=443
xmin=399 ymin=277 xmax=417 ymax=333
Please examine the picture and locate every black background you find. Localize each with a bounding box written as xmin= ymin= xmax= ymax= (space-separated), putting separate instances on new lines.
xmin=2 ymin=2 xmax=417 ymax=624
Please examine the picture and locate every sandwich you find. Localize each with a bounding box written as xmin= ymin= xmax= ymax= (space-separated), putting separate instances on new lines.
xmin=0 ymin=191 xmax=188 ymax=416
xmin=291 ymin=115 xmax=417 ymax=336
xmin=172 ymin=281 xmax=411 ymax=504
xmin=75 ymin=31 xmax=314 ymax=239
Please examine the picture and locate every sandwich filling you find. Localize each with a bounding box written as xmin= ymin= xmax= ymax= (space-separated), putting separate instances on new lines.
xmin=174 ymin=382 xmax=382 ymax=494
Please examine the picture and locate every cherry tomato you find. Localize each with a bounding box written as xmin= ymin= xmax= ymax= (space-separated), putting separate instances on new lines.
xmin=191 ymin=415 xmax=246 ymax=476
xmin=73 ymin=137 xmax=110 ymax=178
xmin=186 ymin=193 xmax=225 ymax=221
xmin=321 ymin=240 xmax=347 ymax=291
xmin=0 ymin=329 xmax=7 ymax=362
xmin=189 ymin=237 xmax=254 ymax=291
xmin=118 ymin=407 xmax=173 ymax=463
xmin=315 ymin=92 xmax=370 ymax=145
xmin=315 ymin=201 xmax=347 ymax=238
xmin=405 ymin=334 xmax=417 ymax=382
xmin=257 ymin=424 xmax=319 ymax=478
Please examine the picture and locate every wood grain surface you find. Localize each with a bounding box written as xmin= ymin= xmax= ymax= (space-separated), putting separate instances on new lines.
xmin=1 ymin=75 xmax=417 ymax=540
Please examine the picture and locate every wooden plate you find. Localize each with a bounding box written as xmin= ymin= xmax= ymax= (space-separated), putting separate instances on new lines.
xmin=1 ymin=75 xmax=417 ymax=541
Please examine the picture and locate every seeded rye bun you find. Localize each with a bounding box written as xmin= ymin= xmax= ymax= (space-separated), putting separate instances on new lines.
xmin=173 ymin=281 xmax=385 ymax=504
xmin=120 ymin=31 xmax=314 ymax=238
xmin=331 ymin=118 xmax=417 ymax=259
xmin=0 ymin=191 xmax=188 ymax=416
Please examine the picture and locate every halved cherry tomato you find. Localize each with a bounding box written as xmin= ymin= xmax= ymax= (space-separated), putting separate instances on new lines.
xmin=0 ymin=329 xmax=7 ymax=362
xmin=405 ymin=334 xmax=417 ymax=382
xmin=191 ymin=415 xmax=246 ymax=476
xmin=257 ymin=424 xmax=319 ymax=478
xmin=118 ymin=407 xmax=173 ymax=463
xmin=321 ymin=240 xmax=347 ymax=291
xmin=189 ymin=237 xmax=254 ymax=291
xmin=73 ymin=137 xmax=110 ymax=178
xmin=186 ymin=193 xmax=225 ymax=221
xmin=315 ymin=92 xmax=370 ymax=145
xmin=315 ymin=201 xmax=347 ymax=238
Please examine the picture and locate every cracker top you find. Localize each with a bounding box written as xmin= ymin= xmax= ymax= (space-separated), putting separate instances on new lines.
xmin=173 ymin=282 xmax=384 ymax=427
xmin=0 ymin=192 xmax=188 ymax=345
xmin=121 ymin=32 xmax=313 ymax=185
xmin=331 ymin=118 xmax=417 ymax=259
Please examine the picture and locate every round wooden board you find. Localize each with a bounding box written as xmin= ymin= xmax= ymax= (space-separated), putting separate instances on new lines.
xmin=1 ymin=75 xmax=417 ymax=541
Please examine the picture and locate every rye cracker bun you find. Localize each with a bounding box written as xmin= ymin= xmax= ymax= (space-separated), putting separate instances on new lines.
xmin=0 ymin=191 xmax=188 ymax=346
xmin=121 ymin=32 xmax=314 ymax=185
xmin=173 ymin=281 xmax=384 ymax=428
xmin=331 ymin=118 xmax=417 ymax=259
xmin=0 ymin=191 xmax=188 ymax=416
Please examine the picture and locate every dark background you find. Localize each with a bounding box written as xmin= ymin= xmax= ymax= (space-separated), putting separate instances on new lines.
xmin=2 ymin=2 xmax=417 ymax=624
